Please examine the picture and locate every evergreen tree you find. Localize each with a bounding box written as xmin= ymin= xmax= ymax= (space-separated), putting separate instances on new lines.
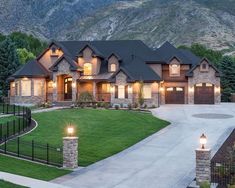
xmin=0 ymin=37 xmax=20 ymax=97
xmin=220 ymin=56 xmax=235 ymax=102
xmin=17 ymin=48 xmax=36 ymax=64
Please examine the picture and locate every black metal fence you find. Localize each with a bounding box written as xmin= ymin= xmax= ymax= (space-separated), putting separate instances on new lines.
xmin=211 ymin=161 xmax=235 ymax=188
xmin=0 ymin=137 xmax=63 ymax=167
xmin=0 ymin=103 xmax=31 ymax=142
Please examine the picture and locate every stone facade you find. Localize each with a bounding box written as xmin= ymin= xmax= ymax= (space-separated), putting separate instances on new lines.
xmin=196 ymin=149 xmax=211 ymax=184
xmin=188 ymin=65 xmax=221 ymax=104
xmin=111 ymin=71 xmax=132 ymax=106
xmin=52 ymin=59 xmax=79 ymax=102
xmin=63 ymin=137 xmax=78 ymax=168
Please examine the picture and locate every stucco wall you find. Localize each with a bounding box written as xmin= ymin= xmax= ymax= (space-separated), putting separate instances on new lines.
xmin=38 ymin=48 xmax=63 ymax=70
xmin=188 ymin=66 xmax=221 ymax=104
xmin=108 ymin=55 xmax=119 ymax=72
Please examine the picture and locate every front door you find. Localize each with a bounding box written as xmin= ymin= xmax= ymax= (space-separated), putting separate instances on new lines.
xmin=64 ymin=77 xmax=72 ymax=100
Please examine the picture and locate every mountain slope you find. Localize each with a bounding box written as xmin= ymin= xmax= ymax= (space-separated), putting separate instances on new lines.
xmin=0 ymin=0 xmax=235 ymax=52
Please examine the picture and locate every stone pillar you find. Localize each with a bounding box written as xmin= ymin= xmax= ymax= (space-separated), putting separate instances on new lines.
xmin=196 ymin=148 xmax=211 ymax=184
xmin=93 ymin=82 xmax=97 ymax=99
xmin=52 ymin=75 xmax=57 ymax=102
xmin=63 ymin=137 xmax=78 ymax=168
xmin=72 ymin=78 xmax=77 ymax=102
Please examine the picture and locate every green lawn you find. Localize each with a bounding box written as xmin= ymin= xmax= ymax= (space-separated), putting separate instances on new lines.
xmin=0 ymin=116 xmax=18 ymax=124
xmin=0 ymin=180 xmax=28 ymax=188
xmin=5 ymin=109 xmax=169 ymax=166
xmin=0 ymin=155 xmax=70 ymax=181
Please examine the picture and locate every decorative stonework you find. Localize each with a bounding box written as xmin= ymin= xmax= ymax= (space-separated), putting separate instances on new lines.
xmin=188 ymin=66 xmax=221 ymax=104
xmin=53 ymin=59 xmax=79 ymax=102
xmin=63 ymin=137 xmax=78 ymax=169
xmin=196 ymin=149 xmax=211 ymax=184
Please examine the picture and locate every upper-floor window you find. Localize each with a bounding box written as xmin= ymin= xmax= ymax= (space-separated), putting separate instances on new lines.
xmin=51 ymin=47 xmax=58 ymax=56
xmin=169 ymin=63 xmax=180 ymax=77
xmin=110 ymin=63 xmax=117 ymax=72
xmin=200 ymin=62 xmax=209 ymax=72
xmin=84 ymin=63 xmax=92 ymax=75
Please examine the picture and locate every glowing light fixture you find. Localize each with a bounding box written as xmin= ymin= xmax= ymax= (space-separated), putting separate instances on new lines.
xmin=200 ymin=133 xmax=207 ymax=149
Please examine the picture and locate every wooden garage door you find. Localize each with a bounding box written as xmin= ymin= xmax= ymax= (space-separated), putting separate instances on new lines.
xmin=165 ymin=87 xmax=185 ymax=104
xmin=194 ymin=83 xmax=214 ymax=104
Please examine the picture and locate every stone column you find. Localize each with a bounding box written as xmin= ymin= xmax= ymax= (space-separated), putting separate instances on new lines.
xmin=92 ymin=82 xmax=97 ymax=99
xmin=72 ymin=77 xmax=77 ymax=102
xmin=63 ymin=137 xmax=78 ymax=168
xmin=52 ymin=75 xmax=57 ymax=102
xmin=196 ymin=148 xmax=211 ymax=184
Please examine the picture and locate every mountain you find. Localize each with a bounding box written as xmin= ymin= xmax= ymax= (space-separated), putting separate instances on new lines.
xmin=0 ymin=0 xmax=235 ymax=53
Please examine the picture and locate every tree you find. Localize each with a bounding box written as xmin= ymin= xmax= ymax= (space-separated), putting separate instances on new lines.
xmin=17 ymin=48 xmax=36 ymax=64
xmin=138 ymin=81 xmax=144 ymax=107
xmin=0 ymin=37 xmax=20 ymax=97
xmin=220 ymin=56 xmax=235 ymax=102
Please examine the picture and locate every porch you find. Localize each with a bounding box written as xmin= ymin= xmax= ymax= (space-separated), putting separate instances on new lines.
xmin=52 ymin=75 xmax=111 ymax=102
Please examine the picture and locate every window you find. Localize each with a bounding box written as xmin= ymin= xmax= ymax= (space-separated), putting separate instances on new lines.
xmin=34 ymin=80 xmax=43 ymax=96
xmin=84 ymin=63 xmax=92 ymax=75
xmin=10 ymin=82 xmax=15 ymax=96
xmin=176 ymin=87 xmax=183 ymax=91
xmin=170 ymin=64 xmax=180 ymax=77
xmin=166 ymin=87 xmax=174 ymax=91
xmin=200 ymin=62 xmax=209 ymax=72
xmin=196 ymin=83 xmax=203 ymax=87
xmin=206 ymin=83 xmax=213 ymax=87
xmin=143 ymin=85 xmax=152 ymax=99
xmin=21 ymin=80 xmax=31 ymax=96
xmin=15 ymin=81 xmax=20 ymax=96
xmin=118 ymin=85 xmax=125 ymax=99
xmin=110 ymin=63 xmax=117 ymax=72
xmin=202 ymin=63 xmax=207 ymax=69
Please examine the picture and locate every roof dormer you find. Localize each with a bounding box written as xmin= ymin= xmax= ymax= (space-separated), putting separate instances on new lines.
xmin=107 ymin=53 xmax=121 ymax=73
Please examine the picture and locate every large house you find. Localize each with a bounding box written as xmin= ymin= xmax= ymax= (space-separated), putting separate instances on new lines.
xmin=9 ymin=40 xmax=221 ymax=106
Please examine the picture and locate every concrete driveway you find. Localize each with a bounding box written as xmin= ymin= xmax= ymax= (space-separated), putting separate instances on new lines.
xmin=53 ymin=103 xmax=235 ymax=188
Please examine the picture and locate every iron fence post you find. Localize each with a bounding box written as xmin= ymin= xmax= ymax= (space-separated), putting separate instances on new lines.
xmin=13 ymin=120 xmax=15 ymax=135
xmin=7 ymin=122 xmax=9 ymax=138
xmin=32 ymin=140 xmax=34 ymax=161
xmin=6 ymin=104 xmax=8 ymax=114
xmin=0 ymin=124 xmax=2 ymax=141
xmin=13 ymin=104 xmax=15 ymax=116
xmin=17 ymin=137 xmax=20 ymax=157
xmin=4 ymin=135 xmax=6 ymax=154
xmin=47 ymin=143 xmax=49 ymax=164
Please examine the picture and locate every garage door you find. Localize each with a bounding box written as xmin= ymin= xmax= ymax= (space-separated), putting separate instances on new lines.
xmin=194 ymin=83 xmax=214 ymax=104
xmin=165 ymin=87 xmax=185 ymax=104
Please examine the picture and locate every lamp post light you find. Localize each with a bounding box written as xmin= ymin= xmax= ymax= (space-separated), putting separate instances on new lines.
xmin=200 ymin=133 xmax=207 ymax=149
xmin=67 ymin=124 xmax=75 ymax=137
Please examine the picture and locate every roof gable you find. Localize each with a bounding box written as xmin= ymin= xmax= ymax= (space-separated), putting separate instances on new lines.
xmin=49 ymin=55 xmax=81 ymax=72
xmin=77 ymin=43 xmax=104 ymax=59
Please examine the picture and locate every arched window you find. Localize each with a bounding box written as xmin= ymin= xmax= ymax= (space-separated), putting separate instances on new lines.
xmin=110 ymin=63 xmax=117 ymax=72
xmin=84 ymin=63 xmax=92 ymax=75
xmin=170 ymin=63 xmax=180 ymax=77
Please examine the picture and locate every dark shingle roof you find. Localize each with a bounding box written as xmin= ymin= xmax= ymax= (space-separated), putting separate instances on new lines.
xmin=12 ymin=60 xmax=49 ymax=78
xmin=155 ymin=41 xmax=200 ymax=65
xmin=54 ymin=40 xmax=162 ymax=81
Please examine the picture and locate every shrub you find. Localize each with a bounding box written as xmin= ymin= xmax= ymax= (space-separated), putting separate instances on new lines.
xmin=114 ymin=105 xmax=119 ymax=110
xmin=77 ymin=92 xmax=95 ymax=103
xmin=120 ymin=103 xmax=123 ymax=108
xmin=128 ymin=103 xmax=132 ymax=110
xmin=104 ymin=102 xmax=110 ymax=109
xmin=143 ymin=104 xmax=147 ymax=109
xmin=200 ymin=181 xmax=210 ymax=188
xmin=92 ymin=104 xmax=97 ymax=109
xmin=97 ymin=102 xmax=102 ymax=108
xmin=151 ymin=104 xmax=156 ymax=108
xmin=133 ymin=102 xmax=138 ymax=108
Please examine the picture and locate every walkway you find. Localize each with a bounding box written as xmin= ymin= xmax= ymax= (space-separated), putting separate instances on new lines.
xmin=0 ymin=172 xmax=69 ymax=188
xmin=52 ymin=103 xmax=235 ymax=188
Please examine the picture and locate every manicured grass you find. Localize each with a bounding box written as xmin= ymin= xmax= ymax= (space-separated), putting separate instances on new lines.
xmin=0 ymin=155 xmax=70 ymax=181
xmin=0 ymin=180 xmax=28 ymax=188
xmin=6 ymin=109 xmax=169 ymax=166
xmin=0 ymin=116 xmax=18 ymax=124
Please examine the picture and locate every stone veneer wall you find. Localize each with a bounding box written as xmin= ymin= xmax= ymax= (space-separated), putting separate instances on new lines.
xmin=63 ymin=137 xmax=78 ymax=168
xmin=52 ymin=59 xmax=79 ymax=102
xmin=10 ymin=78 xmax=46 ymax=105
xmin=111 ymin=71 xmax=160 ymax=107
xmin=111 ymin=71 xmax=132 ymax=106
xmin=188 ymin=66 xmax=221 ymax=104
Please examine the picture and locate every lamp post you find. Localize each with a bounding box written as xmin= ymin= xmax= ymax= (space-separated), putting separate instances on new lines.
xmin=200 ymin=133 xmax=207 ymax=149
xmin=195 ymin=133 xmax=211 ymax=185
xmin=63 ymin=124 xmax=78 ymax=168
